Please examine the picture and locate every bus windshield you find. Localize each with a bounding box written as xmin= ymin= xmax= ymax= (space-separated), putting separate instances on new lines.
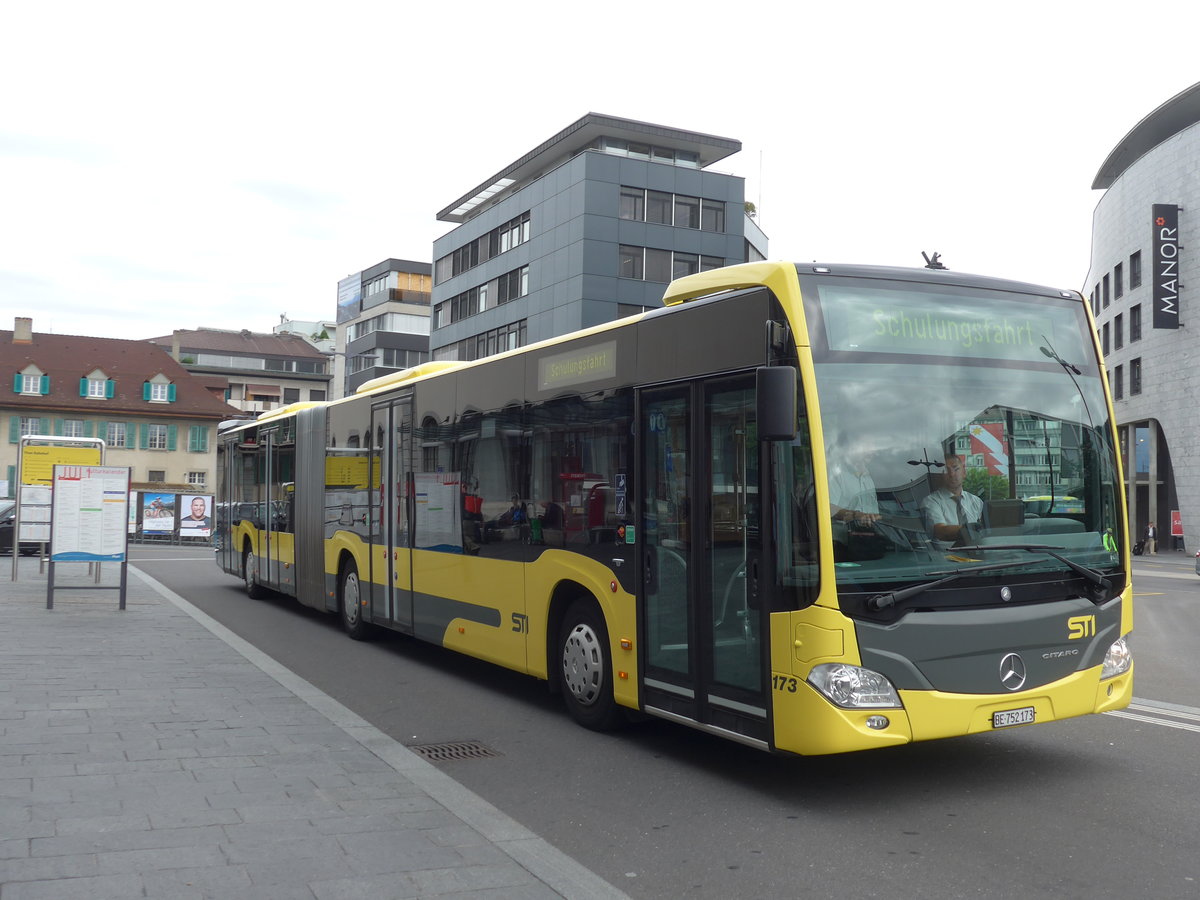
xmin=801 ymin=274 xmax=1122 ymax=603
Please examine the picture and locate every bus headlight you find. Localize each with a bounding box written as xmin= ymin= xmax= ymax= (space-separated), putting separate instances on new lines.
xmin=808 ymin=663 xmax=901 ymax=709
xmin=1100 ymin=636 xmax=1132 ymax=679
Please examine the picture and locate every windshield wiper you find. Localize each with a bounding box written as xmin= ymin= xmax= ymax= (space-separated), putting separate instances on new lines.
xmin=867 ymin=544 xmax=1114 ymax=611
xmin=949 ymin=543 xmax=1111 ymax=596
xmin=867 ymin=560 xmax=1031 ymax=611
xmin=1040 ymin=337 xmax=1096 ymax=429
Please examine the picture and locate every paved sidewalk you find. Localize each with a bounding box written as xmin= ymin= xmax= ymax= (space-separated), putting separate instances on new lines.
xmin=1 ymin=557 xmax=630 ymax=900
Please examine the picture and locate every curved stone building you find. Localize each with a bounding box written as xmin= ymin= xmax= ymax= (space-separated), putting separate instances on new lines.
xmin=1087 ymin=82 xmax=1200 ymax=552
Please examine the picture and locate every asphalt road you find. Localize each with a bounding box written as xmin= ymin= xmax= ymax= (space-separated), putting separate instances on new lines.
xmin=132 ymin=545 xmax=1200 ymax=899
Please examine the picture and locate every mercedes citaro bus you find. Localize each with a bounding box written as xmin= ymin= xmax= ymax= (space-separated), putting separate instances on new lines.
xmin=215 ymin=261 xmax=1132 ymax=755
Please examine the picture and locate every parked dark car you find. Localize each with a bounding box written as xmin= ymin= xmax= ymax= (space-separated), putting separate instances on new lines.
xmin=0 ymin=500 xmax=42 ymax=555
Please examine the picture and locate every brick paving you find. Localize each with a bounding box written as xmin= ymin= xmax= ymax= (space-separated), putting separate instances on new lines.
xmin=0 ymin=557 xmax=629 ymax=900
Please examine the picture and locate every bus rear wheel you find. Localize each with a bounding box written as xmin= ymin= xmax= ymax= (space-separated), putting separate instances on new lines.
xmin=339 ymin=558 xmax=374 ymax=641
xmin=558 ymin=599 xmax=623 ymax=730
xmin=242 ymin=546 xmax=267 ymax=599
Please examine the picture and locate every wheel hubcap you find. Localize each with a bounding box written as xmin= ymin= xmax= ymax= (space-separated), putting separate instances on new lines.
xmin=562 ymin=622 xmax=603 ymax=706
xmin=344 ymin=573 xmax=360 ymax=626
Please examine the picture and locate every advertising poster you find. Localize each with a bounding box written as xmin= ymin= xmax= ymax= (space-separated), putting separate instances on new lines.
xmin=141 ymin=492 xmax=176 ymax=532
xmin=179 ymin=494 xmax=213 ymax=537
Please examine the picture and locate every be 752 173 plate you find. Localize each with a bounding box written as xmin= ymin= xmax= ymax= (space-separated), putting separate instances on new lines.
xmin=993 ymin=706 xmax=1036 ymax=728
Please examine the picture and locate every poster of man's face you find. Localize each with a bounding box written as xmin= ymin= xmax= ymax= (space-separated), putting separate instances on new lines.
xmin=180 ymin=495 xmax=212 ymax=536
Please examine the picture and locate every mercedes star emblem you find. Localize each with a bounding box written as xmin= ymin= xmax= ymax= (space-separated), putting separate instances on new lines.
xmin=999 ymin=652 xmax=1027 ymax=691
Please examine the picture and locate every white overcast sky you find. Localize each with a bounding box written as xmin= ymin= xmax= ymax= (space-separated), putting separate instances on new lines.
xmin=3 ymin=1 xmax=1198 ymax=341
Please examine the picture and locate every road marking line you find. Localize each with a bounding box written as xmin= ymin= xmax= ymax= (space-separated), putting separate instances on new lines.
xmin=132 ymin=557 xmax=215 ymax=562
xmin=1104 ymin=710 xmax=1200 ymax=734
xmin=1127 ymin=701 xmax=1200 ymax=723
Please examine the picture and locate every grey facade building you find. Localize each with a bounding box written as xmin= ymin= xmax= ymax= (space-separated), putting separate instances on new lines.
xmin=430 ymin=113 xmax=768 ymax=360
xmin=145 ymin=327 xmax=331 ymax=417
xmin=1086 ymin=81 xmax=1200 ymax=551
xmin=334 ymin=258 xmax=432 ymax=398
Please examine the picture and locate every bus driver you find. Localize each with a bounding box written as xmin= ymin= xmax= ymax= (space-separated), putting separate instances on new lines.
xmin=921 ymin=453 xmax=984 ymax=546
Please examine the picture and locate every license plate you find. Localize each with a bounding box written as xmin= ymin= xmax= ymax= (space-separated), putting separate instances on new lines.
xmin=993 ymin=706 xmax=1036 ymax=728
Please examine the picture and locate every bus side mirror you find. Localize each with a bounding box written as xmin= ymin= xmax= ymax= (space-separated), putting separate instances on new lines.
xmin=757 ymin=366 xmax=797 ymax=442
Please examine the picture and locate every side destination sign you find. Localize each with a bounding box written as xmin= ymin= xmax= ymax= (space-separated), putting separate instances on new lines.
xmin=818 ymin=285 xmax=1068 ymax=364
xmin=539 ymin=340 xmax=617 ymax=390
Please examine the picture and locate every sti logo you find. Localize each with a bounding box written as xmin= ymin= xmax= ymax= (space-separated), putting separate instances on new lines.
xmin=1067 ymin=615 xmax=1096 ymax=640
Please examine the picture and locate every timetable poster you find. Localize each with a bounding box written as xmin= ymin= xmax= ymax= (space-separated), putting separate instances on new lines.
xmin=50 ymin=465 xmax=132 ymax=562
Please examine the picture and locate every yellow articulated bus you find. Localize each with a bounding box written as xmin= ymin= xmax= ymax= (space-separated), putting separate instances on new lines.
xmin=215 ymin=261 xmax=1133 ymax=755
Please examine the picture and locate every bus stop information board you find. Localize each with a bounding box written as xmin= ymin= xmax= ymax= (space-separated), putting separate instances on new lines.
xmin=16 ymin=441 xmax=103 ymax=545
xmin=22 ymin=444 xmax=102 ymax=486
xmin=50 ymin=465 xmax=131 ymax=562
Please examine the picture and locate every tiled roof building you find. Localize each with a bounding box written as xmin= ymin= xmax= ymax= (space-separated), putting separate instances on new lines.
xmin=3 ymin=317 xmax=236 ymax=495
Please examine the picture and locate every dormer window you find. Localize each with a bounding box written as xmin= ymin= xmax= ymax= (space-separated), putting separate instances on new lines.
xmin=81 ymin=369 xmax=115 ymax=399
xmin=144 ymin=374 xmax=176 ymax=403
xmin=13 ymin=366 xmax=48 ymax=395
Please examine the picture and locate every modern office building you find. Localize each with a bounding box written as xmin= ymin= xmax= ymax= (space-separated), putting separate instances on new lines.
xmin=146 ymin=327 xmax=332 ymax=416
xmin=334 ymin=259 xmax=432 ymax=398
xmin=430 ymin=113 xmax=768 ymax=360
xmin=1086 ymin=81 xmax=1200 ymax=550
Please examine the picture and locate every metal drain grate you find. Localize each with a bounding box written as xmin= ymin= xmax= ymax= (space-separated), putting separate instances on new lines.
xmin=408 ymin=740 xmax=501 ymax=762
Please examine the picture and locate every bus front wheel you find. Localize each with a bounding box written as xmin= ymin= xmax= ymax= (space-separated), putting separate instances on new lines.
xmin=558 ymin=599 xmax=623 ymax=730
xmin=339 ymin=558 xmax=373 ymax=641
xmin=242 ymin=546 xmax=267 ymax=599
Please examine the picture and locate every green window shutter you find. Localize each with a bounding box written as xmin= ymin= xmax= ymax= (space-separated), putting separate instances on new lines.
xmin=8 ymin=417 xmax=19 ymax=444
xmin=106 ymin=380 xmax=115 ymax=399
xmin=11 ymin=374 xmax=20 ymax=394
xmin=126 ymin=423 xmax=136 ymax=447
xmin=83 ymin=421 xmax=94 ymax=438
xmin=168 ymin=384 xmax=177 ymax=402
xmin=139 ymin=423 xmax=150 ymax=450
xmin=99 ymin=421 xmax=109 ymax=445
xmin=79 ymin=377 xmax=88 ymax=397
xmin=143 ymin=382 xmax=151 ymax=401
xmin=188 ymin=426 xmax=209 ymax=453
xmin=6 ymin=465 xmax=13 ymax=490
xmin=166 ymin=425 xmax=177 ymax=451
xmin=40 ymin=376 xmax=50 ymax=395
xmin=54 ymin=418 xmax=64 ymax=436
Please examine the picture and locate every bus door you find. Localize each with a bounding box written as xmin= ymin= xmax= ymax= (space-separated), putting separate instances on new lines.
xmin=640 ymin=373 xmax=768 ymax=743
xmin=374 ymin=394 xmax=415 ymax=632
xmin=260 ymin=427 xmax=295 ymax=594
xmin=259 ymin=428 xmax=278 ymax=588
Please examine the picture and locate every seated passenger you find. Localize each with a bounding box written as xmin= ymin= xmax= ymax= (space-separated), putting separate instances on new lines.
xmin=496 ymin=495 xmax=526 ymax=527
xmin=921 ymin=454 xmax=984 ymax=546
